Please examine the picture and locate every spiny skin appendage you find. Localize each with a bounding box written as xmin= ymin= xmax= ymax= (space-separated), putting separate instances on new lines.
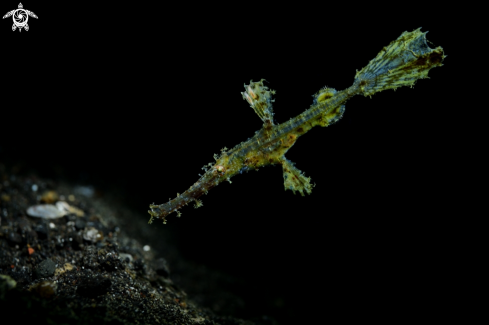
xmin=148 ymin=29 xmax=445 ymax=224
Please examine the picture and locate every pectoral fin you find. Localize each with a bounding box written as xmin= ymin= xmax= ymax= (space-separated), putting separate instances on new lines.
xmin=281 ymin=158 xmax=313 ymax=196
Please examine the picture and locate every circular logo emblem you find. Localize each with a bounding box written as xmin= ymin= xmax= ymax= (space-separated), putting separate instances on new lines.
xmin=13 ymin=9 xmax=27 ymax=27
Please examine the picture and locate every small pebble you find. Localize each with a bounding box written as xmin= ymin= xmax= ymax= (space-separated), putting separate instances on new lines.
xmin=0 ymin=274 xmax=17 ymax=290
xmin=75 ymin=218 xmax=86 ymax=230
xmin=29 ymin=280 xmax=57 ymax=298
xmin=35 ymin=258 xmax=56 ymax=279
xmin=54 ymin=263 xmax=74 ymax=276
xmin=83 ymin=227 xmax=103 ymax=242
xmin=41 ymin=191 xmax=58 ymax=204
xmin=119 ymin=253 xmax=133 ymax=264
xmin=74 ymin=186 xmax=94 ymax=198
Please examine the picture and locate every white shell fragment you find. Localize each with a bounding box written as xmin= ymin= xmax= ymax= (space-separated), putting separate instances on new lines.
xmin=56 ymin=201 xmax=85 ymax=217
xmin=27 ymin=204 xmax=65 ymax=219
xmin=27 ymin=201 xmax=85 ymax=219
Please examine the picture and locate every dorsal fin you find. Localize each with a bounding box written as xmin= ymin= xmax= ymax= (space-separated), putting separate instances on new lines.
xmin=241 ymin=79 xmax=276 ymax=126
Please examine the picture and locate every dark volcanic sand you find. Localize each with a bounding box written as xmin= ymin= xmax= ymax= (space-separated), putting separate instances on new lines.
xmin=0 ymin=163 xmax=276 ymax=325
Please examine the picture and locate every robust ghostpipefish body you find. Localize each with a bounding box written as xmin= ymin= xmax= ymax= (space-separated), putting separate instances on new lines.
xmin=148 ymin=28 xmax=445 ymax=224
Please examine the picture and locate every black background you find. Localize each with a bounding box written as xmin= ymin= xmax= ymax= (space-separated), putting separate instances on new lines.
xmin=1 ymin=1 xmax=455 ymax=323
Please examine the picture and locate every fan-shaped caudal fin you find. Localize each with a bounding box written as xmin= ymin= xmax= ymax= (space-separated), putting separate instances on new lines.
xmin=355 ymin=28 xmax=445 ymax=97
xmin=281 ymin=158 xmax=314 ymax=196
xmin=242 ymin=79 xmax=276 ymax=126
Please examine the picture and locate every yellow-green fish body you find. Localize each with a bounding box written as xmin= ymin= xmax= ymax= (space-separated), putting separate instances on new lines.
xmin=148 ymin=28 xmax=445 ymax=224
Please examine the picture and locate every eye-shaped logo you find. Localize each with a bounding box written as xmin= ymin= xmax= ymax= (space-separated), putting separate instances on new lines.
xmin=3 ymin=3 xmax=38 ymax=32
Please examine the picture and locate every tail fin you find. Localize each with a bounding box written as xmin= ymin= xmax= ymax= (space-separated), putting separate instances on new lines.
xmin=355 ymin=28 xmax=445 ymax=97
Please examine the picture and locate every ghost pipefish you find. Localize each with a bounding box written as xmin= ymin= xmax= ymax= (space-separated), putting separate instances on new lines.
xmin=148 ymin=28 xmax=445 ymax=224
